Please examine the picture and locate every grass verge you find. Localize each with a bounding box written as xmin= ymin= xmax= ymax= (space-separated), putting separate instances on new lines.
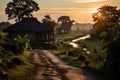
xmin=8 ymin=51 xmax=33 ymax=80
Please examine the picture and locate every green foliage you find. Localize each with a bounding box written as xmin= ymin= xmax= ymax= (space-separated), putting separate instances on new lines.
xmin=42 ymin=15 xmax=56 ymax=28
xmin=99 ymin=31 xmax=107 ymax=38
xmin=51 ymin=31 xmax=105 ymax=76
xmin=14 ymin=34 xmax=31 ymax=53
xmin=91 ymin=5 xmax=120 ymax=38
xmin=53 ymin=31 xmax=105 ymax=73
xmin=57 ymin=16 xmax=75 ymax=33
xmin=11 ymin=57 xmax=24 ymax=66
xmin=51 ymin=40 xmax=73 ymax=52
xmin=0 ymin=33 xmax=32 ymax=79
xmin=57 ymin=16 xmax=71 ymax=23
xmin=67 ymin=48 xmax=83 ymax=57
xmin=53 ymin=45 xmax=104 ymax=72
xmin=92 ymin=5 xmax=120 ymax=77
xmin=6 ymin=34 xmax=31 ymax=54
xmin=5 ymin=0 xmax=39 ymax=22
xmin=0 ymin=51 xmax=32 ymax=80
xmin=0 ymin=29 xmax=7 ymax=51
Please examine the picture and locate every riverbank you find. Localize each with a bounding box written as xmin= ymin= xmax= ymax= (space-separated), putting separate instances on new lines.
xmin=51 ymin=33 xmax=104 ymax=77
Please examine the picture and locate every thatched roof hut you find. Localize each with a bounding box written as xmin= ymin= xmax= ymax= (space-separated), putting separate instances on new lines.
xmin=4 ymin=17 xmax=54 ymax=44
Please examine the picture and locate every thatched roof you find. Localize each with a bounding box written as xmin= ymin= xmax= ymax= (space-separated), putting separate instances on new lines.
xmin=4 ymin=17 xmax=51 ymax=32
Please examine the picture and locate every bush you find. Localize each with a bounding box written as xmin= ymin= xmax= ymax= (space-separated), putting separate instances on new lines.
xmin=6 ymin=34 xmax=31 ymax=54
xmin=0 ymin=34 xmax=32 ymax=79
xmin=0 ymin=29 xmax=7 ymax=51
xmin=60 ymin=51 xmax=67 ymax=55
xmin=78 ymin=55 xmax=86 ymax=61
xmin=14 ymin=34 xmax=31 ymax=53
xmin=84 ymin=59 xmax=91 ymax=67
xmin=67 ymin=48 xmax=83 ymax=57
xmin=0 ymin=60 xmax=10 ymax=80
xmin=11 ymin=57 xmax=24 ymax=65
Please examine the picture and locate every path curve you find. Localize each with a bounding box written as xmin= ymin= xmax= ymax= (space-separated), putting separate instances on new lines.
xmin=29 ymin=50 xmax=102 ymax=80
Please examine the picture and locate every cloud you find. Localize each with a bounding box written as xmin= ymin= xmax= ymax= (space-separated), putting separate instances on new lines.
xmin=74 ymin=0 xmax=107 ymax=3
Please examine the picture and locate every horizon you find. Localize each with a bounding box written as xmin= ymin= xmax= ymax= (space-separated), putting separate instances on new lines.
xmin=0 ymin=0 xmax=120 ymax=23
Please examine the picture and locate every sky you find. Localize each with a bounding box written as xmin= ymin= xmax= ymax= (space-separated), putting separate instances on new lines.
xmin=0 ymin=0 xmax=120 ymax=23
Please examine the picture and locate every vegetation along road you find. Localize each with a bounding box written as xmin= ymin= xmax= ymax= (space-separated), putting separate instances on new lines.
xmin=28 ymin=50 xmax=102 ymax=80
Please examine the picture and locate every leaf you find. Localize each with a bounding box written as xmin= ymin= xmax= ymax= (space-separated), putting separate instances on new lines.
xmin=99 ymin=31 xmax=107 ymax=38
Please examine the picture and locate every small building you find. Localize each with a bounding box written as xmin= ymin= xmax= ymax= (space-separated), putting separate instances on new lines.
xmin=4 ymin=17 xmax=54 ymax=44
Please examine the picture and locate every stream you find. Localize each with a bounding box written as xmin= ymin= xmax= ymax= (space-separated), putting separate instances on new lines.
xmin=69 ymin=34 xmax=91 ymax=54
xmin=69 ymin=34 xmax=91 ymax=48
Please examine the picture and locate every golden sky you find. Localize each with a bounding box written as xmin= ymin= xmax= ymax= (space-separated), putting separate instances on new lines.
xmin=0 ymin=0 xmax=120 ymax=23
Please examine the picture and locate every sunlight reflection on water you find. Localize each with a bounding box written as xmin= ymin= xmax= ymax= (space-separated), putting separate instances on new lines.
xmin=69 ymin=34 xmax=91 ymax=48
xmin=72 ymin=34 xmax=91 ymax=42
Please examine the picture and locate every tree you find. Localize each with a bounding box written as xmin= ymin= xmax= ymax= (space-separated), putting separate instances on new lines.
xmin=92 ymin=5 xmax=120 ymax=78
xmin=5 ymin=0 xmax=39 ymax=22
xmin=57 ymin=16 xmax=71 ymax=23
xmin=57 ymin=16 xmax=75 ymax=33
xmin=91 ymin=5 xmax=120 ymax=38
xmin=42 ymin=15 xmax=56 ymax=28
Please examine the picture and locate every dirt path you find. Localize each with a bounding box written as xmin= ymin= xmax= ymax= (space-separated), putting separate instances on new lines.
xmin=29 ymin=50 xmax=102 ymax=80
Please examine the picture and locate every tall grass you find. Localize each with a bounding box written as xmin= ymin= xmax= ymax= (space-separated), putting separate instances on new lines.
xmin=8 ymin=51 xmax=33 ymax=79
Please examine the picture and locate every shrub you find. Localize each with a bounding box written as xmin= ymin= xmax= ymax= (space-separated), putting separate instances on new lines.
xmin=6 ymin=34 xmax=31 ymax=54
xmin=0 ymin=29 xmax=7 ymax=51
xmin=78 ymin=55 xmax=86 ymax=61
xmin=11 ymin=57 xmax=24 ymax=65
xmin=84 ymin=59 xmax=91 ymax=67
xmin=0 ymin=60 xmax=10 ymax=80
xmin=67 ymin=48 xmax=83 ymax=57
xmin=14 ymin=34 xmax=31 ymax=53
xmin=60 ymin=51 xmax=67 ymax=55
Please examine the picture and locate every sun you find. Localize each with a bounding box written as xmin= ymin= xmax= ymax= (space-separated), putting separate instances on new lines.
xmin=98 ymin=13 xmax=102 ymax=18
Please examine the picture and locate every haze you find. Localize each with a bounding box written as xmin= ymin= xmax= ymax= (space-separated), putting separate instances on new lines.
xmin=0 ymin=0 xmax=120 ymax=23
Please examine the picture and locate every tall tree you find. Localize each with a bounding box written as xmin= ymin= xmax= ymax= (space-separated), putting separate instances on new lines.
xmin=42 ymin=15 xmax=56 ymax=28
xmin=91 ymin=5 xmax=120 ymax=38
xmin=92 ymin=5 xmax=120 ymax=78
xmin=57 ymin=16 xmax=75 ymax=33
xmin=57 ymin=16 xmax=71 ymax=23
xmin=5 ymin=0 xmax=39 ymax=22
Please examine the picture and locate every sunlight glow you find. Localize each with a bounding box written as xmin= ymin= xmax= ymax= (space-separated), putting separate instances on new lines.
xmin=90 ymin=8 xmax=98 ymax=14
xmin=72 ymin=34 xmax=91 ymax=42
xmin=33 ymin=8 xmax=93 ymax=23
xmin=98 ymin=13 xmax=102 ymax=18
xmin=74 ymin=0 xmax=107 ymax=3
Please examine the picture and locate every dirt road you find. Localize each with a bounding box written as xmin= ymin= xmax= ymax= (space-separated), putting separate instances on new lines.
xmin=28 ymin=50 xmax=102 ymax=80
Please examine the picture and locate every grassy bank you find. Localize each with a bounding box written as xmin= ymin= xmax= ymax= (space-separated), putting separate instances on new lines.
xmin=50 ymin=37 xmax=104 ymax=74
xmin=31 ymin=32 xmax=104 ymax=74
xmin=0 ymin=51 xmax=33 ymax=80
xmin=77 ymin=38 xmax=102 ymax=53
xmin=8 ymin=51 xmax=33 ymax=79
xmin=55 ymin=31 xmax=86 ymax=41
